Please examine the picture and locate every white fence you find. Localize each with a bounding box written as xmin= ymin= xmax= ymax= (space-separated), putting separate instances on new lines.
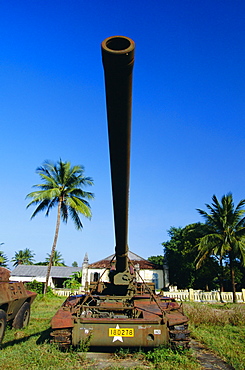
xmin=52 ymin=287 xmax=245 ymax=303
xmin=53 ymin=288 xmax=83 ymax=297
xmin=163 ymin=288 xmax=245 ymax=303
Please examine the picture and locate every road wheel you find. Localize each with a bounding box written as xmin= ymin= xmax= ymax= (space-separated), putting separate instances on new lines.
xmin=12 ymin=302 xmax=30 ymax=329
xmin=0 ymin=309 xmax=7 ymax=344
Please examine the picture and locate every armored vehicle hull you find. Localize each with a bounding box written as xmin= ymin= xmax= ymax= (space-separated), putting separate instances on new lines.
xmin=0 ymin=267 xmax=37 ymax=344
xmin=51 ymin=291 xmax=189 ymax=349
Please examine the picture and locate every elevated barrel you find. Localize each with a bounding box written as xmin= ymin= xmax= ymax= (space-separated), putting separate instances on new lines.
xmin=101 ymin=36 xmax=135 ymax=275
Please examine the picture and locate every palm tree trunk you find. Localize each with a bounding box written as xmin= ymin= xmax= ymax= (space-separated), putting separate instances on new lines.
xmin=229 ymin=251 xmax=237 ymax=304
xmin=219 ymin=257 xmax=224 ymax=292
xmin=218 ymin=257 xmax=224 ymax=303
xmin=44 ymin=200 xmax=61 ymax=295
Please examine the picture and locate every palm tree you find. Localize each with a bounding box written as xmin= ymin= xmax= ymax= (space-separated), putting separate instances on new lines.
xmin=11 ymin=248 xmax=35 ymax=267
xmin=45 ymin=250 xmax=66 ymax=266
xmin=26 ymin=159 xmax=94 ymax=294
xmin=63 ymin=270 xmax=82 ymax=292
xmin=196 ymin=193 xmax=245 ymax=303
xmin=0 ymin=249 xmax=8 ymax=267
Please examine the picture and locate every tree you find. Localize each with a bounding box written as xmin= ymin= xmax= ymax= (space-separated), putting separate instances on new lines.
xmin=26 ymin=159 xmax=94 ymax=294
xmin=0 ymin=250 xmax=8 ymax=267
xmin=163 ymin=226 xmax=197 ymax=289
xmin=72 ymin=261 xmax=78 ymax=267
xmin=63 ymin=270 xmax=82 ymax=292
xmin=162 ymin=224 xmax=219 ymax=290
xmin=148 ymin=255 xmax=164 ymax=266
xmin=196 ymin=193 xmax=245 ymax=303
xmin=45 ymin=250 xmax=66 ymax=266
xmin=11 ymin=248 xmax=35 ymax=267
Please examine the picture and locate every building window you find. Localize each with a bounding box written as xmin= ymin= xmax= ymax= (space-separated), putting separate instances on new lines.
xmin=93 ymin=272 xmax=100 ymax=282
xmin=152 ymin=273 xmax=159 ymax=289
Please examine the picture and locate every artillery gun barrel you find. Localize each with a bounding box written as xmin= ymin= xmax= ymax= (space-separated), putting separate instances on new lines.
xmin=50 ymin=39 xmax=190 ymax=351
xmin=101 ymin=36 xmax=135 ymax=274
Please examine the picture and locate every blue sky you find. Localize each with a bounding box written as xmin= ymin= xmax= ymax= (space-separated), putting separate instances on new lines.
xmin=1 ymin=1 xmax=245 ymax=268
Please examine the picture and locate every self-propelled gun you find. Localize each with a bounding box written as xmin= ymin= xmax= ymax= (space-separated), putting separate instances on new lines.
xmin=50 ymin=36 xmax=190 ymax=349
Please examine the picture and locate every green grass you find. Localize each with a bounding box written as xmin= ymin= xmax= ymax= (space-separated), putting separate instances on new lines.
xmin=113 ymin=346 xmax=200 ymax=370
xmin=1 ymin=296 xmax=86 ymax=370
xmin=3 ymin=296 xmax=244 ymax=369
xmin=191 ymin=324 xmax=245 ymax=370
xmin=144 ymin=346 xmax=200 ymax=370
xmin=184 ymin=302 xmax=245 ymax=370
xmin=0 ymin=295 xmax=200 ymax=370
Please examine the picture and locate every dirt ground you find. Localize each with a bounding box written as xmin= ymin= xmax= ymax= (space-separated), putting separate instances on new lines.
xmin=82 ymin=340 xmax=235 ymax=369
xmin=190 ymin=340 xmax=234 ymax=370
xmin=83 ymin=351 xmax=151 ymax=369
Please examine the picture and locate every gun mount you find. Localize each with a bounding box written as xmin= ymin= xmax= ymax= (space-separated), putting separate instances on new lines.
xmin=50 ymin=36 xmax=190 ymax=350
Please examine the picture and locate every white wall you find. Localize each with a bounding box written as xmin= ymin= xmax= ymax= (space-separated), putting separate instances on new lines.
xmin=10 ymin=275 xmax=54 ymax=287
xmin=85 ymin=267 xmax=164 ymax=289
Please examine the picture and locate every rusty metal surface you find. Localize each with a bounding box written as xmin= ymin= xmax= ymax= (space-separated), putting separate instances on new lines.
xmin=0 ymin=282 xmax=36 ymax=321
xmin=0 ymin=281 xmax=35 ymax=303
xmin=0 ymin=266 xmax=37 ymax=344
xmin=0 ymin=267 xmax=37 ymax=319
xmin=0 ymin=267 xmax=11 ymax=281
xmin=51 ymin=308 xmax=74 ymax=329
xmin=51 ymin=293 xmax=190 ymax=349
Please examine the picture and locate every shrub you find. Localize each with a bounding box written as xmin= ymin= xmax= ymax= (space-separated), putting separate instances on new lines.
xmin=25 ymin=280 xmax=54 ymax=296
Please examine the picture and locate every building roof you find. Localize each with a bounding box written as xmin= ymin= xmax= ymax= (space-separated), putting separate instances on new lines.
xmin=10 ymin=265 xmax=82 ymax=279
xmin=88 ymin=251 xmax=162 ymax=270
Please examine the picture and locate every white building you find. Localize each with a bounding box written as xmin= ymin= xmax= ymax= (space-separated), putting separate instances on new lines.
xmin=10 ymin=265 xmax=82 ymax=288
xmin=82 ymin=251 xmax=169 ymax=290
xmin=10 ymin=252 xmax=169 ymax=291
